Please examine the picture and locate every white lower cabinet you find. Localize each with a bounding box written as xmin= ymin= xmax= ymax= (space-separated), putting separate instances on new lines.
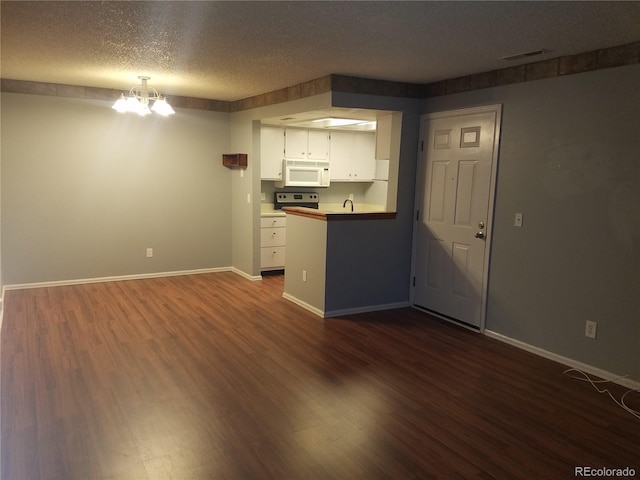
xmin=260 ymin=216 xmax=286 ymax=270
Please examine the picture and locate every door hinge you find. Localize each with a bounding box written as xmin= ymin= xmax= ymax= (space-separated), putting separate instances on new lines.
xmin=420 ymin=140 xmax=424 ymax=152
xmin=412 ymin=276 xmax=416 ymax=287
xmin=416 ymin=210 xmax=420 ymax=221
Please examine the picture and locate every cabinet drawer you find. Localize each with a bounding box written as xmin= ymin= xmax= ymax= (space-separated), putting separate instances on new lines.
xmin=260 ymin=227 xmax=286 ymax=247
xmin=260 ymin=216 xmax=286 ymax=228
xmin=261 ymin=247 xmax=286 ymax=268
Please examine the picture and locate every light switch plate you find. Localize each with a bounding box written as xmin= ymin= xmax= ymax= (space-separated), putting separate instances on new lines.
xmin=585 ymin=320 xmax=597 ymax=339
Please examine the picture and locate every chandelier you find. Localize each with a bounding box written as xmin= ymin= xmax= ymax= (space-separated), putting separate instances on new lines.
xmin=112 ymin=76 xmax=175 ymax=116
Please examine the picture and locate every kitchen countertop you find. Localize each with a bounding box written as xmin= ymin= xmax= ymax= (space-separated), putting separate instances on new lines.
xmin=282 ymin=206 xmax=396 ymax=221
xmin=261 ymin=203 xmax=388 ymax=218
xmin=261 ymin=211 xmax=287 ymax=217
xmin=260 ymin=205 xmax=286 ymax=217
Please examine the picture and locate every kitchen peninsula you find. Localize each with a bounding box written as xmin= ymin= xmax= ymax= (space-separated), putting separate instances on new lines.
xmin=282 ymin=206 xmax=396 ymax=222
xmin=282 ymin=206 xmax=402 ymax=318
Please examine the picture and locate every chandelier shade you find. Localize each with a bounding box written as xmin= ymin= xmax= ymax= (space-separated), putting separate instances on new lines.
xmin=112 ymin=76 xmax=175 ymax=116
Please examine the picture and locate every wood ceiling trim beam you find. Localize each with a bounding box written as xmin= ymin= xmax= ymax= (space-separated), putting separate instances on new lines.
xmin=2 ymin=42 xmax=638 ymax=112
xmin=0 ymin=78 xmax=232 ymax=113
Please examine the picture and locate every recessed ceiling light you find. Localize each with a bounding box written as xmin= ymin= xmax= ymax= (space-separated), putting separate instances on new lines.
xmin=500 ymin=49 xmax=549 ymax=61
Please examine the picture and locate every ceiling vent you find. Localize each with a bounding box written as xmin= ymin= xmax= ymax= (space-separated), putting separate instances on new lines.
xmin=500 ymin=49 xmax=549 ymax=61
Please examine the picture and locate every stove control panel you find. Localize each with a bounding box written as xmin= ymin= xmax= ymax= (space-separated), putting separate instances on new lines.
xmin=274 ymin=192 xmax=319 ymax=209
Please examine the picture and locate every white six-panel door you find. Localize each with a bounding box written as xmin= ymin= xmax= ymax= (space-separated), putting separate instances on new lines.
xmin=412 ymin=106 xmax=501 ymax=329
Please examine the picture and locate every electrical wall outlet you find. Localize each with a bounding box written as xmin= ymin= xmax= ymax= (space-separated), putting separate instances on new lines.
xmin=146 ymin=248 xmax=153 ymax=258
xmin=585 ymin=320 xmax=597 ymax=339
xmin=514 ymin=213 xmax=523 ymax=227
xmin=349 ymin=193 xmax=354 ymax=201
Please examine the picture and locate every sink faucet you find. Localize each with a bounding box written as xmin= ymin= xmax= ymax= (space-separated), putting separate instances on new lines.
xmin=343 ymin=198 xmax=354 ymax=212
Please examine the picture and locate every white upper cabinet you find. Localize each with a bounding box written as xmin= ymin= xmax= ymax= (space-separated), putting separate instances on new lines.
xmin=328 ymin=131 xmax=354 ymax=180
xmin=329 ymin=131 xmax=376 ymax=182
xmin=353 ymin=132 xmax=376 ymax=181
xmin=263 ymin=126 xmax=375 ymax=182
xmin=261 ymin=126 xmax=285 ymax=180
xmin=284 ymin=128 xmax=307 ymax=159
xmin=375 ymin=114 xmax=393 ymax=160
xmin=307 ymin=130 xmax=330 ymax=160
xmin=375 ymin=159 xmax=390 ymax=181
xmin=285 ymin=128 xmax=329 ymax=160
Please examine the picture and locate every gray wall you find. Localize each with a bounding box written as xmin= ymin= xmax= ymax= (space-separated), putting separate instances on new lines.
xmin=2 ymin=65 xmax=636 ymax=380
xmin=323 ymin=94 xmax=421 ymax=313
xmin=228 ymin=116 xmax=260 ymax=277
xmin=325 ymin=217 xmax=410 ymax=313
xmin=284 ymin=214 xmax=327 ymax=311
xmin=229 ymin=93 xmax=333 ymax=278
xmin=1 ymin=93 xmax=232 ymax=284
xmin=423 ymin=65 xmax=640 ymax=379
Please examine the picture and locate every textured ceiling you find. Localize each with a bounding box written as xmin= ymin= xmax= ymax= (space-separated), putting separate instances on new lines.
xmin=2 ymin=1 xmax=639 ymax=102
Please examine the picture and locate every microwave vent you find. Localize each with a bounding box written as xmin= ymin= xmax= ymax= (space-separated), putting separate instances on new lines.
xmin=284 ymin=159 xmax=329 ymax=167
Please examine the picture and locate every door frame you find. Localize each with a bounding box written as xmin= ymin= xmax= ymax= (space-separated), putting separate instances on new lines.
xmin=410 ymin=104 xmax=502 ymax=332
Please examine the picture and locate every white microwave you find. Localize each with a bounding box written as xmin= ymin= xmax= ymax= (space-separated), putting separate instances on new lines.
xmin=277 ymin=159 xmax=330 ymax=188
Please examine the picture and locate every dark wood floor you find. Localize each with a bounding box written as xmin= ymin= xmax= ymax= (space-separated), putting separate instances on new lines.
xmin=1 ymin=272 xmax=638 ymax=479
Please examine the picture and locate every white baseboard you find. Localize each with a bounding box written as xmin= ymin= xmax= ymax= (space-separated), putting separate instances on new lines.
xmin=282 ymin=293 xmax=325 ymax=318
xmin=325 ymin=301 xmax=411 ymax=319
xmin=231 ymin=267 xmax=263 ymax=282
xmin=2 ymin=267 xmax=234 ymax=292
xmin=281 ymin=294 xmax=411 ymax=320
xmin=484 ymin=330 xmax=640 ymax=390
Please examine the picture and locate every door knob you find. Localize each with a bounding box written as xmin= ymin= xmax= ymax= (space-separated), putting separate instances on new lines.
xmin=475 ymin=231 xmax=485 ymax=239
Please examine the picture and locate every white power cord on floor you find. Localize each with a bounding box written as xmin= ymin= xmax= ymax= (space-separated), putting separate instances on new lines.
xmin=564 ymin=368 xmax=640 ymax=420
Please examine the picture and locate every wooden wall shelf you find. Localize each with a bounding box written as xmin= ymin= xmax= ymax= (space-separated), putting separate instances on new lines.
xmin=222 ymin=153 xmax=248 ymax=168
